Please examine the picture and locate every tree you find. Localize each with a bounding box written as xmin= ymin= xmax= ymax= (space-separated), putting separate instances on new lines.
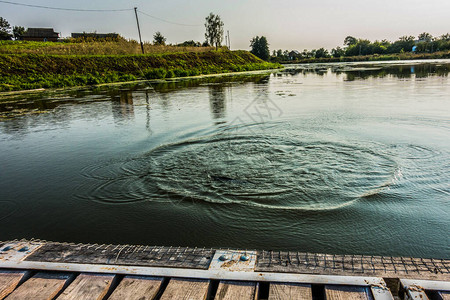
xmin=315 ymin=48 xmax=330 ymax=58
xmin=331 ymin=47 xmax=345 ymax=57
xmin=388 ymin=35 xmax=415 ymax=53
xmin=12 ymin=26 xmax=25 ymax=40
xmin=440 ymin=33 xmax=450 ymax=41
xmin=418 ymin=32 xmax=432 ymax=42
xmin=250 ymin=36 xmax=270 ymax=61
xmin=204 ymin=13 xmax=224 ymax=50
xmin=0 ymin=17 xmax=12 ymax=40
xmin=177 ymin=40 xmax=201 ymax=47
xmin=344 ymin=36 xmax=357 ymax=46
xmin=153 ymin=31 xmax=166 ymax=45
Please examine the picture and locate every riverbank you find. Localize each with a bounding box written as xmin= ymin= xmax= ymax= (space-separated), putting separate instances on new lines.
xmin=0 ymin=67 xmax=281 ymax=97
xmin=0 ymin=50 xmax=281 ymax=92
xmin=279 ymin=50 xmax=450 ymax=64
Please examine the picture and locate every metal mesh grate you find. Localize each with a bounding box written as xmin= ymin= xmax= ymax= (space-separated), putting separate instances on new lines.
xmin=24 ymin=241 xmax=214 ymax=270
xmin=255 ymin=251 xmax=450 ymax=276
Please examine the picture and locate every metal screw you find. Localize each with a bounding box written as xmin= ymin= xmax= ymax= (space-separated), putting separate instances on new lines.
xmin=240 ymin=254 xmax=250 ymax=261
xmin=18 ymin=246 xmax=29 ymax=252
xmin=219 ymin=254 xmax=229 ymax=261
xmin=2 ymin=246 xmax=12 ymax=251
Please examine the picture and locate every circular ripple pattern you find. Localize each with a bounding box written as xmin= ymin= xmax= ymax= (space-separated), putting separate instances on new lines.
xmin=78 ymin=134 xmax=401 ymax=210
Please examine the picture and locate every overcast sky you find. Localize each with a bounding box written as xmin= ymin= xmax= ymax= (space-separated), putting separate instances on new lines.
xmin=2 ymin=0 xmax=450 ymax=51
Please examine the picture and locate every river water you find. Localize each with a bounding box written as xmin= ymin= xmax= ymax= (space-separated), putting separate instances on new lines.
xmin=0 ymin=60 xmax=449 ymax=258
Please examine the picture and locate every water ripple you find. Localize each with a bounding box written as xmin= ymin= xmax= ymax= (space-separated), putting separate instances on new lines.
xmin=76 ymin=133 xmax=408 ymax=211
xmin=0 ymin=201 xmax=20 ymax=221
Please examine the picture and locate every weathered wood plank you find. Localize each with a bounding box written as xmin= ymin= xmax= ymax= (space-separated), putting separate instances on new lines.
xmin=160 ymin=278 xmax=209 ymax=300
xmin=0 ymin=270 xmax=26 ymax=300
xmin=56 ymin=273 xmax=114 ymax=300
xmin=108 ymin=276 xmax=162 ymax=300
xmin=325 ymin=285 xmax=373 ymax=300
xmin=269 ymin=283 xmax=312 ymax=300
xmin=438 ymin=291 xmax=450 ymax=300
xmin=215 ymin=281 xmax=256 ymax=300
xmin=5 ymin=272 xmax=71 ymax=300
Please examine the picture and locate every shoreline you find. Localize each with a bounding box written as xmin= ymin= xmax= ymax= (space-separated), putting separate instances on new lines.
xmin=0 ymin=50 xmax=281 ymax=94
xmin=0 ymin=67 xmax=283 ymax=97
xmin=277 ymin=51 xmax=450 ymax=64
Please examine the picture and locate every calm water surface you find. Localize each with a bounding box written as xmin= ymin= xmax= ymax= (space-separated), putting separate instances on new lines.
xmin=0 ymin=60 xmax=449 ymax=258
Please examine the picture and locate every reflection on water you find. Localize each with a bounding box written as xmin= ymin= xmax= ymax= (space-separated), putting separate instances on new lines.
xmin=209 ymin=85 xmax=226 ymax=120
xmin=0 ymin=60 xmax=449 ymax=258
xmin=2 ymin=61 xmax=447 ymax=122
xmin=283 ymin=61 xmax=450 ymax=81
xmin=112 ymin=91 xmax=134 ymax=122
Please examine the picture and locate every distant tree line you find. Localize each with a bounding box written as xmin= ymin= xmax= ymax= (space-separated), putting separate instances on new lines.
xmin=271 ymin=33 xmax=450 ymax=61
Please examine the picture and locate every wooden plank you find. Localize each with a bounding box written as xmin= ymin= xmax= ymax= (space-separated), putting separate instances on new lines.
xmin=269 ymin=283 xmax=312 ymax=300
xmin=325 ymin=285 xmax=373 ymax=300
xmin=160 ymin=278 xmax=209 ymax=300
xmin=6 ymin=272 xmax=71 ymax=300
xmin=0 ymin=270 xmax=26 ymax=300
xmin=438 ymin=291 xmax=450 ymax=300
xmin=215 ymin=281 xmax=257 ymax=300
xmin=56 ymin=273 xmax=114 ymax=300
xmin=109 ymin=276 xmax=162 ymax=300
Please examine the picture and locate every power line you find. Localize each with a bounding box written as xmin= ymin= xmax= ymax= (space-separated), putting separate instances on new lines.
xmin=0 ymin=0 xmax=132 ymax=12
xmin=138 ymin=10 xmax=202 ymax=27
xmin=0 ymin=1 xmax=203 ymax=27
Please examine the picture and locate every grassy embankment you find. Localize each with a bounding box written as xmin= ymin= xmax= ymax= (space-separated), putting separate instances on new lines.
xmin=0 ymin=41 xmax=281 ymax=92
xmin=281 ymin=51 xmax=450 ymax=64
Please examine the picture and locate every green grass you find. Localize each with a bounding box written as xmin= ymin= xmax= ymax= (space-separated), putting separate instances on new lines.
xmin=0 ymin=50 xmax=281 ymax=92
xmin=0 ymin=40 xmax=215 ymax=55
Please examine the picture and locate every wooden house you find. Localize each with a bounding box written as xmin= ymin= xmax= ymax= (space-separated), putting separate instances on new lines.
xmin=22 ymin=28 xmax=59 ymax=42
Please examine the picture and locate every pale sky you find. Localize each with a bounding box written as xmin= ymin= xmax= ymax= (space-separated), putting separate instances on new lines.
xmin=1 ymin=0 xmax=450 ymax=51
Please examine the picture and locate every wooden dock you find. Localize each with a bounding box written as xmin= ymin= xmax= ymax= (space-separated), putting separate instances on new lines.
xmin=0 ymin=239 xmax=449 ymax=299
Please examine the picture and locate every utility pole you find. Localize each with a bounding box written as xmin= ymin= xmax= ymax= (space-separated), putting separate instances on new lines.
xmin=227 ymin=30 xmax=231 ymax=49
xmin=134 ymin=7 xmax=144 ymax=54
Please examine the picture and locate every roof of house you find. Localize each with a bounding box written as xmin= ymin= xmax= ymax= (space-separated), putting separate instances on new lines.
xmin=23 ymin=28 xmax=59 ymax=38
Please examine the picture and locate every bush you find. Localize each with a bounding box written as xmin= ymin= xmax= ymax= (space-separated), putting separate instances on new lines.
xmin=144 ymin=68 xmax=167 ymax=79
xmin=165 ymin=70 xmax=175 ymax=78
xmin=173 ymin=68 xmax=189 ymax=77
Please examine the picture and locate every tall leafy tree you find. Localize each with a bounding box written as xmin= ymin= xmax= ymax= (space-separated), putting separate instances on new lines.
xmin=440 ymin=33 xmax=450 ymax=41
xmin=12 ymin=26 xmax=25 ymax=40
xmin=0 ymin=17 xmax=12 ymax=40
xmin=204 ymin=13 xmax=224 ymax=50
xmin=344 ymin=36 xmax=357 ymax=46
xmin=250 ymin=36 xmax=270 ymax=61
xmin=418 ymin=32 xmax=433 ymax=42
xmin=315 ymin=48 xmax=330 ymax=58
xmin=153 ymin=31 xmax=166 ymax=45
xmin=331 ymin=47 xmax=345 ymax=57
